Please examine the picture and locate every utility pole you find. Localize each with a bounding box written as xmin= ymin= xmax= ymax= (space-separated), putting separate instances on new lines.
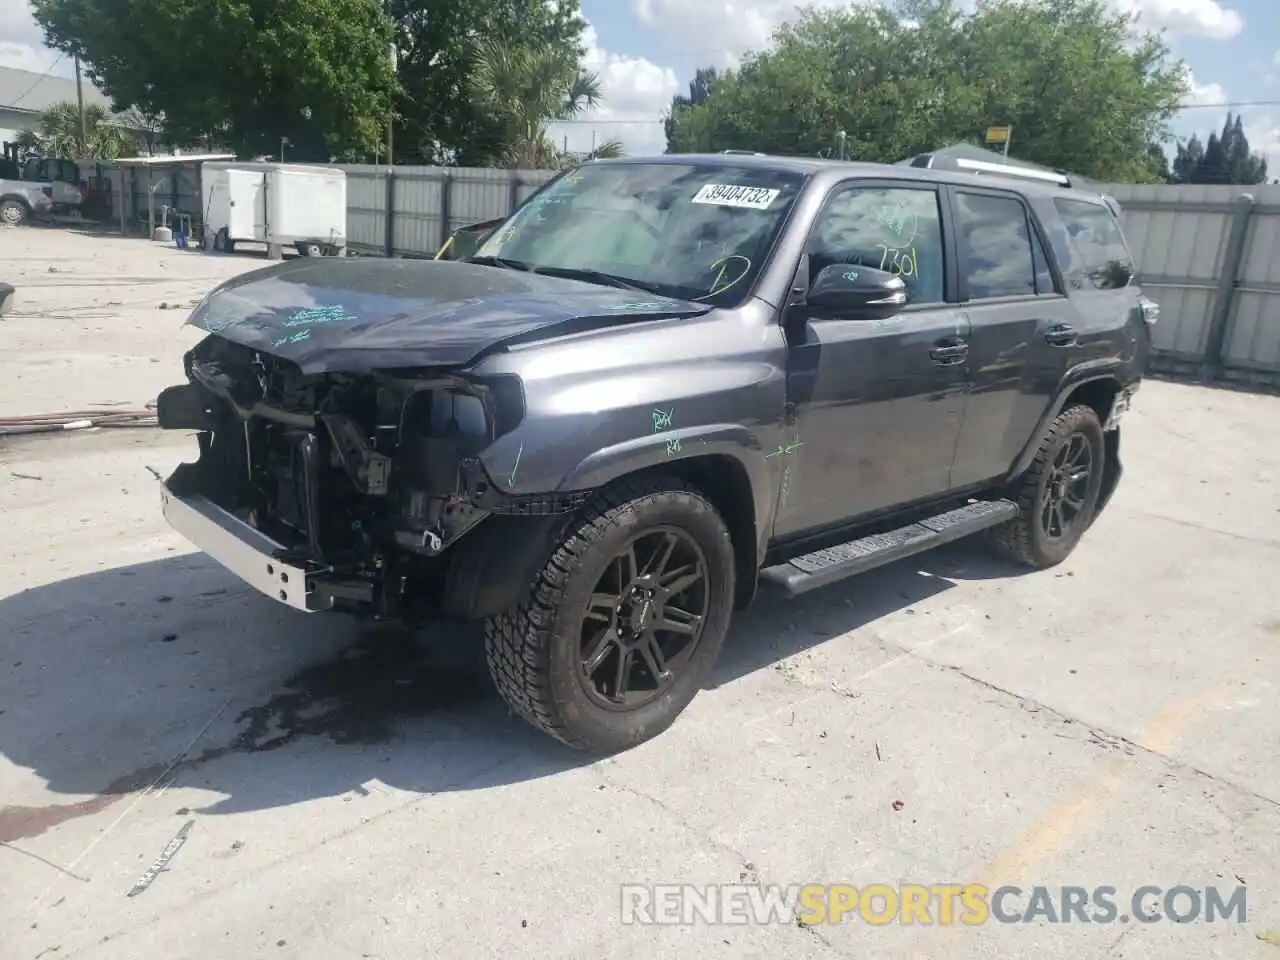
xmin=74 ymin=56 xmax=87 ymax=155
xmin=385 ymin=43 xmax=394 ymax=165
xmin=385 ymin=32 xmax=396 ymax=165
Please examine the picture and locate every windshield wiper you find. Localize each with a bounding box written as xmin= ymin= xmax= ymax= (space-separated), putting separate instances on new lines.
xmin=467 ymin=255 xmax=532 ymax=271
xmin=530 ymin=265 xmax=667 ymax=294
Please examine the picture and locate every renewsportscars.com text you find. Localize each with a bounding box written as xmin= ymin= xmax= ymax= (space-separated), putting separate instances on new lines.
xmin=620 ymin=883 xmax=1248 ymax=926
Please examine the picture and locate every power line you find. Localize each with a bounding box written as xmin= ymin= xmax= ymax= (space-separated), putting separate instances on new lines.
xmin=1176 ymin=99 xmax=1280 ymax=111
xmin=8 ymin=54 xmax=67 ymax=109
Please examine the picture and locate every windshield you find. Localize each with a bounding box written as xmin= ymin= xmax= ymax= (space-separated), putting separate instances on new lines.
xmin=470 ymin=162 xmax=807 ymax=306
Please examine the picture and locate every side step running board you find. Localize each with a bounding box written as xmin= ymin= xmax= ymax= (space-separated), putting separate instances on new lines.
xmin=760 ymin=499 xmax=1019 ymax=597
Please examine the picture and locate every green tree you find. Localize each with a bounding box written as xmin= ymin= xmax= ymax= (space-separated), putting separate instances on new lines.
xmin=665 ymin=0 xmax=1188 ymax=183
xmin=467 ymin=38 xmax=603 ymax=168
xmin=1171 ymin=114 xmax=1267 ymax=183
xmin=14 ymin=101 xmax=137 ymax=159
xmin=1172 ymin=133 xmax=1204 ymax=182
xmin=31 ymin=0 xmax=397 ymax=159
xmin=1145 ymin=142 xmax=1172 ymax=182
xmin=663 ymin=66 xmax=719 ymax=150
xmin=387 ymin=0 xmax=587 ymax=165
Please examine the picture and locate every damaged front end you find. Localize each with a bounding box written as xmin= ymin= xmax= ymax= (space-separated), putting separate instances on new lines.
xmin=156 ymin=335 xmax=577 ymax=623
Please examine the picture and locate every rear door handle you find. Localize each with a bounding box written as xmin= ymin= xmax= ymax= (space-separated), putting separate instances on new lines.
xmin=1045 ymin=323 xmax=1077 ymax=347
xmin=930 ymin=338 xmax=968 ymax=365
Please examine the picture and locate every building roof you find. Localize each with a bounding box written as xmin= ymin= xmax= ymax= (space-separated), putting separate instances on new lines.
xmin=0 ymin=64 xmax=113 ymax=116
xmin=114 ymin=153 xmax=236 ymax=167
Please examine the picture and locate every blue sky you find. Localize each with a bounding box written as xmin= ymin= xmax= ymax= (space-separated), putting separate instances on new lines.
xmin=555 ymin=0 xmax=1279 ymax=164
xmin=2 ymin=0 xmax=1275 ymax=166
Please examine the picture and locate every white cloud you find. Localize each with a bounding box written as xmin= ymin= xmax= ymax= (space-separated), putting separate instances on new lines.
xmin=0 ymin=40 xmax=55 ymax=73
xmin=634 ymin=0 xmax=1244 ymax=62
xmin=1181 ymin=71 xmax=1228 ymax=107
xmin=635 ymin=0 xmax=854 ymax=66
xmin=0 ymin=0 xmax=71 ymax=76
xmin=547 ymin=22 xmax=679 ymax=159
xmin=1239 ymin=113 xmax=1280 ymax=175
xmin=1112 ymin=0 xmax=1244 ymax=39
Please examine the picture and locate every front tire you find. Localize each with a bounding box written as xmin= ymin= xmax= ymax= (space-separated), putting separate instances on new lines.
xmin=0 ymin=198 xmax=29 ymax=226
xmin=484 ymin=476 xmax=736 ymax=753
xmin=989 ymin=403 xmax=1105 ymax=569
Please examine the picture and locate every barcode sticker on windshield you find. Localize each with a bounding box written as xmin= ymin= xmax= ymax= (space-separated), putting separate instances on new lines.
xmin=691 ymin=184 xmax=781 ymax=210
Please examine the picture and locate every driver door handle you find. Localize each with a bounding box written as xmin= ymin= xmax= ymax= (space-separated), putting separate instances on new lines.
xmin=930 ymin=337 xmax=968 ymax=365
xmin=1045 ymin=323 xmax=1078 ymax=347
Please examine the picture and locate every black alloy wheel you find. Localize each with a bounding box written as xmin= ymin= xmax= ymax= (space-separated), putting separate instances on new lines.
xmin=483 ymin=476 xmax=736 ymax=753
xmin=1041 ymin=432 xmax=1093 ymax=541
xmin=989 ymin=403 xmax=1106 ymax=569
xmin=577 ymin=528 xmax=709 ymax=710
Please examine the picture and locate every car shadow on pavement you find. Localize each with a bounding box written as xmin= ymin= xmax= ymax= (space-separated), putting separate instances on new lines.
xmin=711 ymin=541 xmax=1017 ymax=684
xmin=0 ymin=543 xmax=1022 ymax=837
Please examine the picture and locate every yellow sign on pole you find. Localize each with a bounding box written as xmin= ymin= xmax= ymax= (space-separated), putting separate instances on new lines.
xmin=984 ymin=125 xmax=1011 ymax=144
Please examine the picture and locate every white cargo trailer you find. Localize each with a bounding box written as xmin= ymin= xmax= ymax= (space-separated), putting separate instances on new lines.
xmin=201 ymin=161 xmax=346 ymax=259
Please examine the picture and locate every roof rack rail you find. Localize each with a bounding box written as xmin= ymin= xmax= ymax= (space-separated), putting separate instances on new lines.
xmin=908 ymin=152 xmax=1073 ymax=188
xmin=720 ymin=149 xmax=767 ymax=156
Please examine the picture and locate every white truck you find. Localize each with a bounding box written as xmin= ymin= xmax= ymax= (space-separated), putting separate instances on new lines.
xmin=0 ymin=176 xmax=56 ymax=226
xmin=0 ymin=155 xmax=62 ymax=226
xmin=200 ymin=161 xmax=346 ymax=258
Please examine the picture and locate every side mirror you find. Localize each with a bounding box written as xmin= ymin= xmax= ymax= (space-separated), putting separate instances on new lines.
xmin=807 ymin=264 xmax=908 ymax=320
xmin=435 ymin=218 xmax=504 ymax=260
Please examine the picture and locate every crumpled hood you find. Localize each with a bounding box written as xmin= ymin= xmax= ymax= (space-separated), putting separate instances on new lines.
xmin=186 ymin=258 xmax=710 ymax=374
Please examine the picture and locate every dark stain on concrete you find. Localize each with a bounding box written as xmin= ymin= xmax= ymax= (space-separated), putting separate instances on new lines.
xmin=0 ymin=763 xmax=170 ymax=843
xmin=0 ymin=628 xmax=491 ymax=843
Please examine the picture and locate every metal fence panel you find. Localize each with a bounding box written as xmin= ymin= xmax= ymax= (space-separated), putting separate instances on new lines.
xmin=338 ymin=167 xmax=387 ymax=251
xmin=1107 ymin=184 xmax=1234 ymax=361
xmin=336 ymin=164 xmax=557 ymax=257
xmin=390 ymin=170 xmax=445 ymax=256
xmin=1223 ymin=189 xmax=1280 ymax=372
xmin=1099 ymin=183 xmax=1280 ymax=384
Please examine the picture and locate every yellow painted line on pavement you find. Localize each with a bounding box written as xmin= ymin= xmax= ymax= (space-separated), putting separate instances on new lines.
xmin=900 ymin=684 xmax=1230 ymax=959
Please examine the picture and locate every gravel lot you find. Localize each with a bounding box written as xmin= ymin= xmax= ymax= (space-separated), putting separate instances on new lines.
xmin=2 ymin=227 xmax=1278 ymax=960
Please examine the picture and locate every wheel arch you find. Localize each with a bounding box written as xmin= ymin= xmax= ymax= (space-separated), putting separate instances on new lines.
xmin=634 ymin=453 xmax=761 ymax=611
xmin=557 ymin=428 xmax=770 ymax=611
xmin=443 ymin=440 xmax=767 ymax=620
xmin=1008 ymin=373 xmax=1123 ymax=481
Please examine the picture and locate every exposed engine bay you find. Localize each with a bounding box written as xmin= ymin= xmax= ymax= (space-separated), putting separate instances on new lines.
xmin=157 ymin=334 xmax=579 ymax=622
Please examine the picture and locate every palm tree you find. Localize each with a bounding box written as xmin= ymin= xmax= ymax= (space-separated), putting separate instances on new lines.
xmin=579 ymin=139 xmax=625 ymax=161
xmin=15 ymin=101 xmax=138 ymax=160
xmin=469 ymin=40 xmax=608 ymax=169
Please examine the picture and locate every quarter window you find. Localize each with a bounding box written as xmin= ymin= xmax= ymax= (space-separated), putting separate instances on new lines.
xmin=806 ymin=186 xmax=945 ymax=305
xmin=955 ymin=192 xmax=1040 ymax=300
xmin=1053 ymin=197 xmax=1135 ymax=290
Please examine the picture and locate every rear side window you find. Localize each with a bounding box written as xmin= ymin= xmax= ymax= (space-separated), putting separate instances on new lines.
xmin=1053 ymin=198 xmax=1134 ymax=290
xmin=955 ymin=192 xmax=1038 ymax=299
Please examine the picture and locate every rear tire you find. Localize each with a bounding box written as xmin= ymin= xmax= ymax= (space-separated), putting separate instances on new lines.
xmin=484 ymin=476 xmax=736 ymax=754
xmin=989 ymin=403 xmax=1105 ymax=569
xmin=298 ymin=242 xmax=324 ymax=257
